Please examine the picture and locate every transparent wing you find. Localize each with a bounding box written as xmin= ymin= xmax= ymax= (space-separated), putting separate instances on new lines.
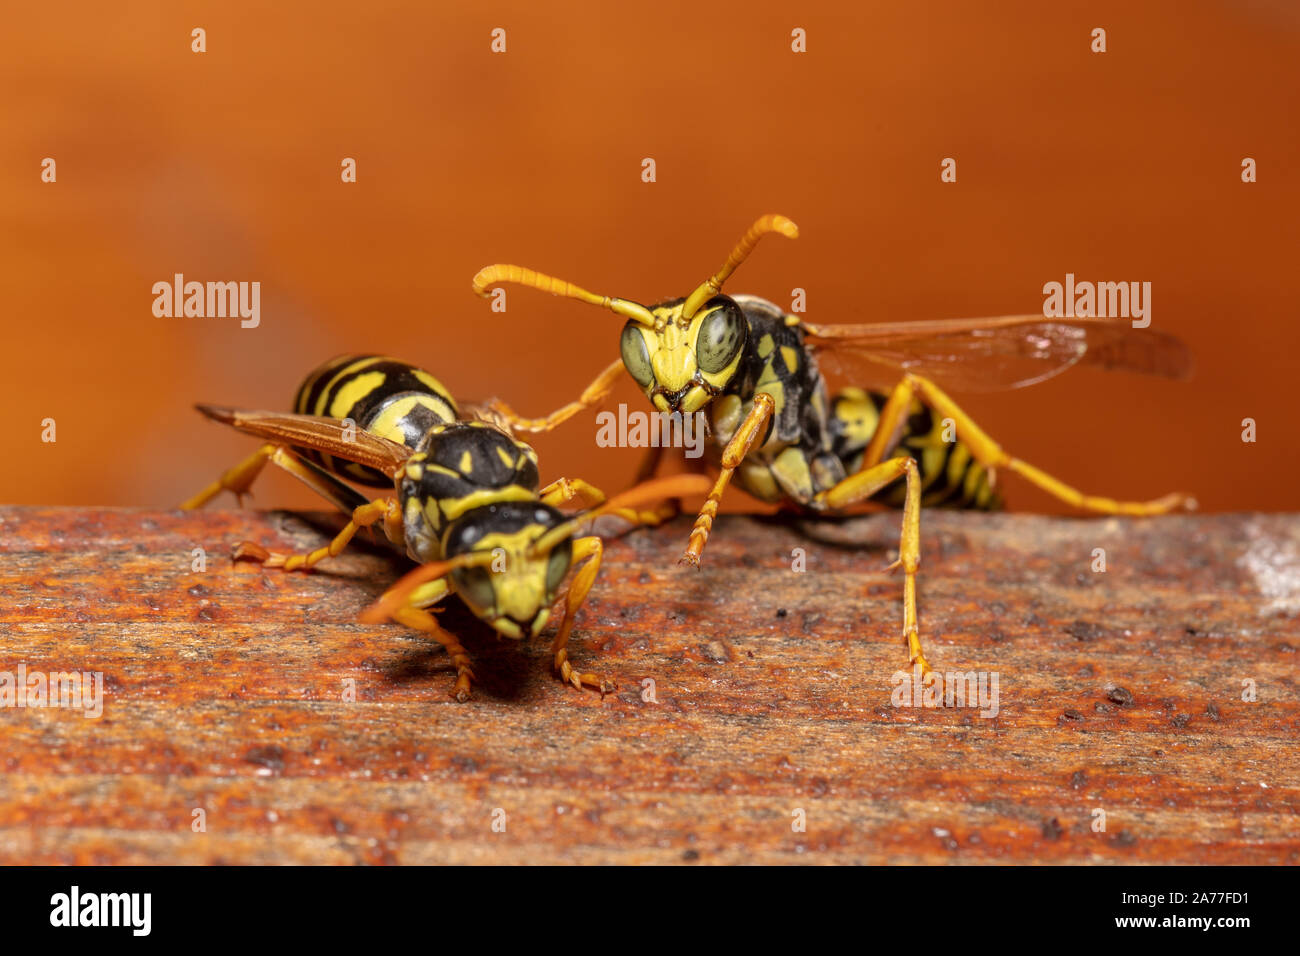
xmin=800 ymin=314 xmax=1192 ymax=393
xmin=195 ymin=405 xmax=413 ymax=477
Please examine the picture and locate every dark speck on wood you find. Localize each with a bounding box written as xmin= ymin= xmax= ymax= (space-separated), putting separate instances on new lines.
xmin=1066 ymin=620 xmax=1107 ymax=642
xmin=243 ymin=746 xmax=286 ymax=773
xmin=1106 ymin=686 xmax=1135 ymax=707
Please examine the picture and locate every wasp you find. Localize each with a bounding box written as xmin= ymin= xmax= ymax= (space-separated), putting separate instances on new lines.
xmin=470 ymin=215 xmax=1195 ymax=673
xmin=181 ymin=354 xmax=706 ymax=700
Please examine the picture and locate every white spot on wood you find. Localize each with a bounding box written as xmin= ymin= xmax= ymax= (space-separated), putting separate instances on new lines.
xmin=1239 ymin=521 xmax=1300 ymax=615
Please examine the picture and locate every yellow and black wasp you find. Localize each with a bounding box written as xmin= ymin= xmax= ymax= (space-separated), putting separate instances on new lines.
xmin=470 ymin=215 xmax=1195 ymax=674
xmin=181 ymin=354 xmax=706 ymax=700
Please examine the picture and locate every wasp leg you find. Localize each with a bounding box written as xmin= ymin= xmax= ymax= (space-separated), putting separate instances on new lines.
xmin=539 ymin=476 xmax=608 ymax=510
xmin=180 ymin=443 xmax=373 ymax=516
xmin=551 ymin=535 xmax=614 ymax=694
xmin=540 ymin=476 xmax=678 ymax=528
xmin=234 ymin=497 xmax=402 ymax=571
xmin=484 ymin=358 xmax=624 ymax=435
xmin=859 ymin=373 xmax=1194 ymax=515
xmin=387 ymin=602 xmax=476 ymax=702
xmin=818 ymin=455 xmax=928 ymax=673
xmin=180 ymin=443 xmax=278 ymax=510
xmin=681 ymin=392 xmax=775 ymax=567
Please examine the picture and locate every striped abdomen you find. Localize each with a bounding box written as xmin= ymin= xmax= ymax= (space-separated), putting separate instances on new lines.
xmin=831 ymin=387 xmax=1001 ymax=510
xmin=293 ymin=354 xmax=459 ymax=486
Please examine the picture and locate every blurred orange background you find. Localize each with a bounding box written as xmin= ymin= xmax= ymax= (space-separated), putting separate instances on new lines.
xmin=2 ymin=0 xmax=1296 ymax=514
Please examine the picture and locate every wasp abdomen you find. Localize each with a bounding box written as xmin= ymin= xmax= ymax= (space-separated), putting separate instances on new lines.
xmin=830 ymin=388 xmax=1001 ymax=510
xmin=293 ymin=354 xmax=459 ymax=486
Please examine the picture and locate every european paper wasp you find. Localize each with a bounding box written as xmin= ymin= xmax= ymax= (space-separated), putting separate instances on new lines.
xmin=471 ymin=216 xmax=1195 ymax=674
xmin=181 ymin=355 xmax=706 ymax=700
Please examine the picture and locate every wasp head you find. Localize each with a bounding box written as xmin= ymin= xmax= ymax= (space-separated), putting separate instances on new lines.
xmin=472 ymin=214 xmax=796 ymax=416
xmin=442 ymin=503 xmax=572 ymax=640
xmin=619 ymin=294 xmax=748 ymax=415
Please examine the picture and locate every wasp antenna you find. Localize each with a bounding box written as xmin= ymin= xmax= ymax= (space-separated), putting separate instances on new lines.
xmin=471 ymin=263 xmax=655 ymax=326
xmin=682 ymin=214 xmax=800 ymax=320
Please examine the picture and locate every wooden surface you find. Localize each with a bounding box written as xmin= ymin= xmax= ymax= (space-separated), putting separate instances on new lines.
xmin=0 ymin=506 xmax=1296 ymax=865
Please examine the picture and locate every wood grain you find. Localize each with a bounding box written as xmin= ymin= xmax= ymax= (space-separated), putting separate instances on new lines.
xmin=0 ymin=506 xmax=1296 ymax=864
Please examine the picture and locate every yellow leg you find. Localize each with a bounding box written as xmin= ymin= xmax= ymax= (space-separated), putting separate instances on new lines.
xmin=484 ymin=358 xmax=624 ymax=434
xmin=681 ymin=392 xmax=774 ymax=567
xmin=388 ymin=603 xmax=477 ymax=702
xmin=180 ymin=444 xmax=278 ymax=510
xmin=551 ymin=536 xmax=614 ymax=694
xmin=859 ymin=374 xmax=1193 ymax=515
xmin=181 ymin=442 xmax=377 ymax=519
xmin=549 ymin=491 xmax=689 ymax=693
xmin=539 ymin=476 xmax=608 ymax=510
xmin=541 ymin=475 xmax=678 ymax=528
xmin=234 ymin=497 xmax=400 ymax=571
xmin=817 ymin=456 xmax=928 ymax=673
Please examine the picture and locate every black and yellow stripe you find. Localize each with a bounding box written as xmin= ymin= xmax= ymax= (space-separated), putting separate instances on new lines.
xmin=292 ymin=354 xmax=459 ymax=486
xmin=830 ymin=388 xmax=1001 ymax=510
xmin=398 ymin=420 xmax=542 ymax=550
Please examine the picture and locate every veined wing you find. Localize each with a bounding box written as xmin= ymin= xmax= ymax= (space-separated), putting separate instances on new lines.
xmin=800 ymin=314 xmax=1192 ymax=394
xmin=195 ymin=405 xmax=414 ymax=477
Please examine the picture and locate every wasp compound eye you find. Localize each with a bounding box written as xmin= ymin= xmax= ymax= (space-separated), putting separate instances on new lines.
xmin=620 ymin=320 xmax=655 ymax=388
xmin=695 ymin=298 xmax=746 ymax=374
xmin=544 ymin=537 xmax=573 ymax=595
xmin=452 ymin=564 xmax=496 ymax=613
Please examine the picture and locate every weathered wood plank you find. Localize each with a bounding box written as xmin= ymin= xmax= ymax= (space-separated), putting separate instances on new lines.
xmin=0 ymin=506 xmax=1296 ymax=864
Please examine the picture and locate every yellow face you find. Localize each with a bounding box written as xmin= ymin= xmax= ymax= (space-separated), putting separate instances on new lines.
xmin=449 ymin=526 xmax=572 ymax=640
xmin=619 ymin=295 xmax=749 ymax=414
